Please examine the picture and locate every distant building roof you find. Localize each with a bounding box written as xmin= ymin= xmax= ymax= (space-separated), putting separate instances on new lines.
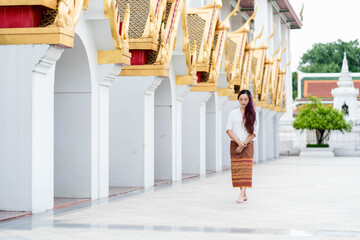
xmin=294 ymin=71 xmax=360 ymax=116
xmin=297 ymin=72 xmax=360 ymax=100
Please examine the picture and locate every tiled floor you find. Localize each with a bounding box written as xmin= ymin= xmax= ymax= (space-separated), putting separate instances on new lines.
xmin=1 ymin=157 xmax=359 ymax=239
xmin=182 ymin=173 xmax=199 ymax=180
xmin=54 ymin=198 xmax=91 ymax=210
xmin=0 ymin=211 xmax=31 ymax=222
xmin=109 ymin=187 xmax=143 ymax=197
xmin=154 ymin=180 xmax=172 ymax=186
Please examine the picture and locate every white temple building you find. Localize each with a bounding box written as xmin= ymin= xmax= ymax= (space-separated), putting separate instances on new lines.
xmin=330 ymin=53 xmax=360 ymax=156
xmin=0 ymin=0 xmax=301 ymax=214
xmin=281 ymin=53 xmax=360 ymax=156
xmin=332 ymin=53 xmax=360 ymax=120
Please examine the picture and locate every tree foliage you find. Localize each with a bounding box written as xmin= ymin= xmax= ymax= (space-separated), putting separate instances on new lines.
xmin=293 ymin=96 xmax=352 ymax=144
xmin=292 ymin=71 xmax=297 ymax=100
xmin=298 ymin=39 xmax=360 ymax=73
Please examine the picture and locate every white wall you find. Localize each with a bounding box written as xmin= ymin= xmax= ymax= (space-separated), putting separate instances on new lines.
xmin=110 ymin=76 xmax=161 ymax=188
xmin=206 ymin=93 xmax=216 ymax=171
xmin=182 ymin=91 xmax=211 ymax=174
xmin=154 ymin=79 xmax=173 ymax=180
xmin=54 ymin=35 xmax=92 ymax=198
xmin=221 ymin=100 xmax=238 ymax=167
xmin=0 ymin=45 xmax=61 ymax=212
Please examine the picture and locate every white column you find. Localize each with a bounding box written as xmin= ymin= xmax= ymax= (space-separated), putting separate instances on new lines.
xmin=216 ymin=96 xmax=229 ymax=171
xmin=144 ymin=80 xmax=160 ymax=188
xmin=182 ymin=91 xmax=212 ymax=175
xmin=273 ymin=13 xmax=282 ymax=51
xmin=154 ymin=77 xmax=174 ymax=182
xmin=221 ymin=100 xmax=238 ymax=167
xmin=109 ymin=76 xmax=162 ymax=188
xmin=281 ymin=24 xmax=292 ymax=120
xmin=266 ymin=2 xmax=274 ymax=54
xmin=0 ymin=45 xmax=63 ymax=212
xmin=256 ymin=107 xmax=270 ymax=163
xmin=253 ymin=0 xmax=271 ymax=49
xmin=264 ymin=110 xmax=277 ymax=160
xmin=200 ymin=93 xmax=212 ymax=174
xmin=274 ymin=112 xmax=283 ymax=158
xmin=97 ymin=64 xmax=124 ymax=198
xmin=175 ymin=85 xmax=192 ymax=180
xmin=205 ymin=93 xmax=216 ymax=171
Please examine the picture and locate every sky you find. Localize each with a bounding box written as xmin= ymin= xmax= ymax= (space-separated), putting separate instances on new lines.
xmin=289 ymin=0 xmax=360 ymax=71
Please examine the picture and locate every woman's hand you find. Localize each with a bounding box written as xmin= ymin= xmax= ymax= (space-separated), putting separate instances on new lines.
xmin=235 ymin=146 xmax=243 ymax=154
xmin=235 ymin=141 xmax=247 ymax=154
xmin=237 ymin=141 xmax=247 ymax=148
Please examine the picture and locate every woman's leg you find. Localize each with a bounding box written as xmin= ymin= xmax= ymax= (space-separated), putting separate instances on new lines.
xmin=244 ymin=187 xmax=247 ymax=201
xmin=237 ymin=187 xmax=246 ymax=203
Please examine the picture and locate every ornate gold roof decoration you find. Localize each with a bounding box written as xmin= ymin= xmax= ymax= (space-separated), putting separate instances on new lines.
xmin=275 ymin=58 xmax=291 ymax=112
xmin=251 ymin=24 xmax=266 ymax=102
xmin=281 ymin=85 xmax=286 ymax=112
xmin=192 ymin=0 xmax=239 ymax=92
xmin=240 ymin=20 xmax=262 ymax=93
xmin=0 ymin=0 xmax=87 ymax=47
xmin=115 ymin=0 xmax=167 ymax=51
xmin=120 ymin=0 xmax=184 ymax=77
xmin=176 ymin=40 xmax=197 ymax=85
xmin=153 ymin=0 xmax=184 ymax=65
xmin=0 ymin=0 xmax=57 ymax=9
xmin=98 ymin=0 xmax=132 ymax=65
xmin=183 ymin=0 xmax=222 ymax=72
xmin=267 ymin=40 xmax=283 ymax=107
xmin=55 ymin=0 xmax=84 ymax=31
xmin=227 ymin=1 xmax=257 ymax=100
xmin=255 ymin=23 xmax=275 ymax=107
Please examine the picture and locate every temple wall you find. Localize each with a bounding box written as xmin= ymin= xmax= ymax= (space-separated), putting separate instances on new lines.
xmin=0 ymin=0 xmax=300 ymax=213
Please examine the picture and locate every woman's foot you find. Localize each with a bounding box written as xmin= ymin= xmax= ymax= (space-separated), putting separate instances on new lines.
xmin=244 ymin=194 xmax=248 ymax=201
xmin=237 ymin=195 xmax=245 ymax=203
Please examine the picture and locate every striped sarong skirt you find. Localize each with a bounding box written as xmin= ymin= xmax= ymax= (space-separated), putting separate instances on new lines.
xmin=230 ymin=141 xmax=254 ymax=188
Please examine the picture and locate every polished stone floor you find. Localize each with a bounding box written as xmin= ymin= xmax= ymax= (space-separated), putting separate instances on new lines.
xmin=0 ymin=156 xmax=359 ymax=239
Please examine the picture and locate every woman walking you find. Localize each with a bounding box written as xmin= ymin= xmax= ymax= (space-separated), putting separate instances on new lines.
xmin=226 ymin=90 xmax=259 ymax=203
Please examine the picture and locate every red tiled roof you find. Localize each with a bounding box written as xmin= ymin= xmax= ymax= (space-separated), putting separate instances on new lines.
xmin=304 ymin=80 xmax=360 ymax=98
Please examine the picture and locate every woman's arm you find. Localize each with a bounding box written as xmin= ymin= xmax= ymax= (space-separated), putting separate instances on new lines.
xmin=226 ymin=130 xmax=246 ymax=148
xmin=244 ymin=133 xmax=256 ymax=145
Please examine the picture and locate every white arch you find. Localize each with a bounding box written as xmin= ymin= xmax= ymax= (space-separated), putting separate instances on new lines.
xmin=54 ymin=34 xmax=93 ymax=199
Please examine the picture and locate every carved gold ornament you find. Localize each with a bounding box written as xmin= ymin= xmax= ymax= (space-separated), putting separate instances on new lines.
xmin=184 ymin=0 xmax=222 ymax=72
xmin=275 ymin=58 xmax=291 ymax=110
xmin=105 ymin=0 xmax=130 ymax=50
xmin=225 ymin=1 xmax=256 ymax=96
xmin=54 ymin=0 xmax=85 ymax=31
xmin=254 ymin=23 xmax=275 ymax=105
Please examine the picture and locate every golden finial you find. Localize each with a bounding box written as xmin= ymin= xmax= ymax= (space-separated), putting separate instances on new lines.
xmin=221 ymin=0 xmax=240 ymax=24
xmin=300 ymin=3 xmax=304 ymax=22
xmin=251 ymin=23 xmax=263 ymax=44
xmin=286 ymin=58 xmax=291 ymax=67
xmin=246 ymin=0 xmax=257 ymax=25
xmin=266 ymin=23 xmax=276 ymax=42
xmin=271 ymin=40 xmax=281 ymax=58
xmin=280 ymin=39 xmax=287 ymax=56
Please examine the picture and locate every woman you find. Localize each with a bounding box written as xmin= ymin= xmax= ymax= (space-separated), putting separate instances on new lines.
xmin=226 ymin=89 xmax=259 ymax=203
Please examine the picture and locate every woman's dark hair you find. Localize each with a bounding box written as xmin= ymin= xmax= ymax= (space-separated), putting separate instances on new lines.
xmin=237 ymin=89 xmax=256 ymax=134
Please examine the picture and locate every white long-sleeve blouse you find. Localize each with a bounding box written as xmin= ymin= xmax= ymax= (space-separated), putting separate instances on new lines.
xmin=226 ymin=108 xmax=259 ymax=142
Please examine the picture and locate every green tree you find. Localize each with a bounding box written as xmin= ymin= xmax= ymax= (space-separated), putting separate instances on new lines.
xmin=292 ymin=71 xmax=297 ymax=100
xmin=293 ymin=96 xmax=352 ymax=145
xmin=298 ymin=39 xmax=360 ymax=73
